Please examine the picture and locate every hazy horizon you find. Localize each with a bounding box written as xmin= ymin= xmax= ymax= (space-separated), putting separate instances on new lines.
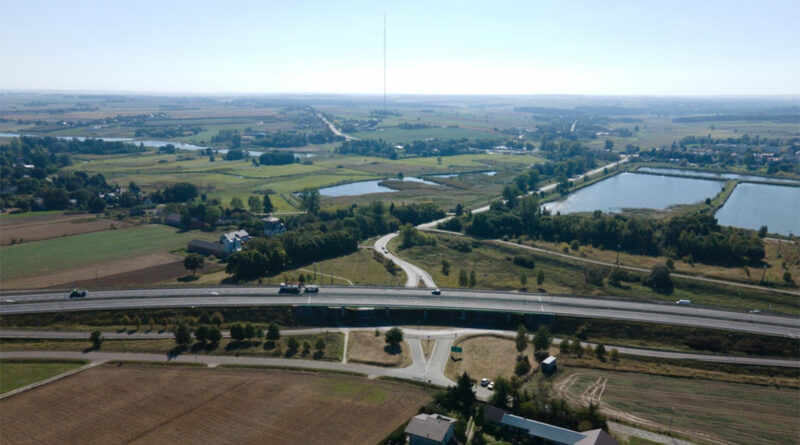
xmin=2 ymin=0 xmax=799 ymax=96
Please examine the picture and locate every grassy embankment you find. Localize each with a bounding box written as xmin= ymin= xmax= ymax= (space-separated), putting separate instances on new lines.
xmin=0 ymin=332 xmax=345 ymax=362
xmin=389 ymin=232 xmax=798 ymax=314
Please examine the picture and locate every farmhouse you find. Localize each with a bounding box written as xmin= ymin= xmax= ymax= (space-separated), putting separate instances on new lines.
xmin=262 ymin=216 xmax=286 ymax=236
xmin=404 ymin=413 xmax=457 ymax=445
xmin=500 ymin=414 xmax=618 ymax=445
xmin=220 ymin=229 xmax=250 ymax=254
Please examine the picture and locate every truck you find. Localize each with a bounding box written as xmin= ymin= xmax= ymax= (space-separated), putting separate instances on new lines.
xmin=69 ymin=289 xmax=87 ymax=298
xmin=278 ymin=283 xmax=301 ymax=294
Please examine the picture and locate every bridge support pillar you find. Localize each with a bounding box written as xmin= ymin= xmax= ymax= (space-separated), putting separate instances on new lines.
xmin=341 ymin=307 xmax=345 ymax=318
xmin=423 ymin=309 xmax=428 ymax=319
xmin=506 ymin=313 xmax=511 ymax=323
xmin=385 ymin=308 xmax=390 ymax=318
xmin=461 ymin=311 xmax=466 ymax=321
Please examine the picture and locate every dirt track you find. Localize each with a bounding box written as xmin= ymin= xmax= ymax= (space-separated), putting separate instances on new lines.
xmin=0 ymin=364 xmax=430 ymax=445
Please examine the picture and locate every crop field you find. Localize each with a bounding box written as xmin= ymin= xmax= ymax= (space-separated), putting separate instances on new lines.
xmin=0 ymin=359 xmax=87 ymax=394
xmin=0 ymin=364 xmax=431 ymax=445
xmin=350 ymin=125 xmax=497 ymax=142
xmin=0 ymin=212 xmax=134 ymax=246
xmin=0 ymin=225 xmax=215 ymax=284
xmin=554 ymin=368 xmax=800 ymax=445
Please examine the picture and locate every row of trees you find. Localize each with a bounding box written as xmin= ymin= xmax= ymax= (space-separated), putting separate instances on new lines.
xmin=459 ymin=196 xmax=765 ymax=267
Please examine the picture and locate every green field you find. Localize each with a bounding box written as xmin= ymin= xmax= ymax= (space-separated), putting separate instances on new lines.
xmin=0 ymin=360 xmax=87 ymax=394
xmin=390 ymin=232 xmax=799 ymax=314
xmin=557 ymin=368 xmax=800 ymax=445
xmin=0 ymin=225 xmax=216 ymax=281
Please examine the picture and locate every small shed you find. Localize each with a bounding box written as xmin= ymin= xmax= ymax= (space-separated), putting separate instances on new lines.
xmin=541 ymin=356 xmax=557 ymax=374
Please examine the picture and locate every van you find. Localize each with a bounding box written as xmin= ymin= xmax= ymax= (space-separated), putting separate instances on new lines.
xmin=676 ymin=299 xmax=691 ymax=306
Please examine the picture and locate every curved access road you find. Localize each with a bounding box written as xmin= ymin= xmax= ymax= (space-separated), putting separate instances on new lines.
xmin=1 ymin=286 xmax=797 ymax=338
xmin=374 ymin=233 xmax=436 ymax=288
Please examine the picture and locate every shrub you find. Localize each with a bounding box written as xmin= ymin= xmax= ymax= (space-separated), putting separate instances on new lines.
xmin=512 ymin=255 xmax=535 ymax=269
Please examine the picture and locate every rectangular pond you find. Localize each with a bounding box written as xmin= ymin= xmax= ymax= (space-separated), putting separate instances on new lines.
xmin=715 ymin=183 xmax=800 ymax=236
xmin=638 ymin=167 xmax=799 ymax=185
xmin=542 ymin=172 xmax=725 ymax=214
xmin=319 ymin=177 xmax=441 ymax=197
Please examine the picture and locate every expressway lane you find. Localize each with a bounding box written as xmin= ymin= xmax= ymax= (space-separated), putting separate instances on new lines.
xmin=374 ymin=233 xmax=436 ymax=288
xmin=1 ymin=287 xmax=798 ymax=338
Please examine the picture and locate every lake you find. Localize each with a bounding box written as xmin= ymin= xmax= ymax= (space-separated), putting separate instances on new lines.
xmin=638 ymin=167 xmax=799 ymax=185
xmin=715 ymin=183 xmax=800 ymax=236
xmin=543 ymin=172 xmax=725 ymax=214
xmin=430 ymin=170 xmax=497 ymax=178
xmin=319 ymin=177 xmax=441 ymax=197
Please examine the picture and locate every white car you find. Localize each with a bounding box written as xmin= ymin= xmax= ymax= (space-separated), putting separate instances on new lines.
xmin=749 ymin=309 xmax=761 ymax=314
xmin=480 ymin=378 xmax=489 ymax=387
xmin=487 ymin=381 xmax=495 ymax=390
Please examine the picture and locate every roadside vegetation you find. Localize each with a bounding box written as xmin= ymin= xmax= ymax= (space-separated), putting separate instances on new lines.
xmin=0 ymin=359 xmax=87 ymax=394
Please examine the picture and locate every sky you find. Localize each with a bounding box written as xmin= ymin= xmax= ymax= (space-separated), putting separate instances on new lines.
xmin=1 ymin=0 xmax=798 ymax=96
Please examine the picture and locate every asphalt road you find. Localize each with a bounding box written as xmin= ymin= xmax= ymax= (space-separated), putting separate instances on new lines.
xmin=1 ymin=287 xmax=798 ymax=338
xmin=374 ymin=233 xmax=436 ymax=288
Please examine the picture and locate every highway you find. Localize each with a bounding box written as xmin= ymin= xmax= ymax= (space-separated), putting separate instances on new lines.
xmin=374 ymin=233 xmax=436 ymax=288
xmin=2 ymin=286 xmax=797 ymax=338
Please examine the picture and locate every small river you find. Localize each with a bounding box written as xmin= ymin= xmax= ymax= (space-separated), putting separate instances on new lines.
xmin=319 ymin=177 xmax=441 ymax=197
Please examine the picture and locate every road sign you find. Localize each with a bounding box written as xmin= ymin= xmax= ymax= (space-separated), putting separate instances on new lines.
xmin=450 ymin=346 xmax=462 ymax=353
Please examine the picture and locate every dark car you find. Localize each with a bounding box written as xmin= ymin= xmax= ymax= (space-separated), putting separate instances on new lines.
xmin=69 ymin=289 xmax=87 ymax=298
xmin=431 ymin=288 xmax=441 ymax=295
xmin=304 ymin=285 xmax=319 ymax=293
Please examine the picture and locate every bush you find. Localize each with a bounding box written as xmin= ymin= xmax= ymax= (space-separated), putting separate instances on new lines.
xmin=515 ymin=356 xmax=532 ymax=375
xmin=512 ymin=255 xmax=535 ymax=269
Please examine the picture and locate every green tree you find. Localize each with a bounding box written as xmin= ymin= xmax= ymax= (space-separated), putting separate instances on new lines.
xmin=595 ymin=343 xmax=606 ymax=360
xmin=572 ymin=338 xmax=584 ymax=357
xmin=148 ymin=317 xmax=155 ymax=332
xmin=559 ymin=338 xmax=571 ymax=353
xmin=229 ymin=322 xmax=245 ymax=341
xmin=515 ymin=356 xmax=531 ymax=375
xmin=120 ymin=315 xmax=131 ymax=330
xmin=609 ymin=348 xmax=619 ymax=362
xmin=90 ymin=330 xmax=103 ymax=350
xmin=230 ymin=196 xmax=244 ymax=210
xmin=385 ymin=327 xmax=404 ymax=348
xmin=248 ymin=195 xmax=263 ymax=213
xmin=205 ymin=206 xmax=222 ymax=226
xmin=469 ymin=269 xmax=477 ymax=287
xmin=183 ymin=253 xmax=205 ymax=276
xmin=315 ymin=337 xmax=326 ymax=353
xmin=133 ymin=315 xmax=141 ymax=331
xmin=515 ymin=325 xmax=528 ymax=353
xmin=455 ymin=372 xmax=476 ymax=417
xmin=195 ymin=325 xmax=209 ymax=343
xmin=263 ymin=194 xmax=274 ymax=213
xmin=489 ymin=377 xmax=513 ymax=408
xmin=302 ymin=340 xmax=311 ymax=355
xmin=644 ymin=263 xmax=673 ymax=292
xmin=267 ymin=322 xmax=281 ymax=341
xmin=441 ymin=259 xmax=451 ymax=276
xmin=210 ymin=311 xmax=223 ymax=326
xmin=244 ymin=323 xmax=256 ymax=340
xmin=533 ymin=326 xmax=551 ymax=351
xmin=537 ymin=269 xmax=545 ymax=286
xmin=458 ymin=269 xmax=468 ymax=287
xmin=520 ymin=272 xmax=527 ymax=288
xmin=287 ymin=337 xmax=300 ymax=352
xmin=298 ymin=188 xmax=320 ymax=215
xmin=173 ymin=321 xmax=193 ymax=346
xmin=783 ymin=271 xmax=794 ymax=285
xmin=758 ymin=225 xmax=768 ymax=238
xmin=207 ymin=325 xmax=222 ymax=345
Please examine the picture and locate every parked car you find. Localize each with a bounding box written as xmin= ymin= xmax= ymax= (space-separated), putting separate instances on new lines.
xmin=69 ymin=289 xmax=87 ymax=298
xmin=487 ymin=381 xmax=495 ymax=390
xmin=480 ymin=378 xmax=490 ymax=387
xmin=304 ymin=285 xmax=319 ymax=293
xmin=431 ymin=289 xmax=441 ymax=295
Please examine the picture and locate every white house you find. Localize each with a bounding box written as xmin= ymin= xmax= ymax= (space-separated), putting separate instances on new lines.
xmin=220 ymin=230 xmax=250 ymax=254
xmin=262 ymin=216 xmax=286 ymax=237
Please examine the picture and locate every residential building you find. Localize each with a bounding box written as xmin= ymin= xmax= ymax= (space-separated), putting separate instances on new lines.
xmin=404 ymin=413 xmax=457 ymax=445
xmin=220 ymin=230 xmax=250 ymax=254
xmin=542 ymin=355 xmax=557 ymax=374
xmin=262 ymin=216 xmax=286 ymax=237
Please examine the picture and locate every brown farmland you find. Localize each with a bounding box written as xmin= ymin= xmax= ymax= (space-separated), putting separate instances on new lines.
xmin=0 ymin=364 xmax=431 ymax=445
xmin=0 ymin=213 xmax=134 ymax=246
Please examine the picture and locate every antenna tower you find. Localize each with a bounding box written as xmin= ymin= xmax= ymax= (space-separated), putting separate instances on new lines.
xmin=383 ymin=12 xmax=387 ymax=111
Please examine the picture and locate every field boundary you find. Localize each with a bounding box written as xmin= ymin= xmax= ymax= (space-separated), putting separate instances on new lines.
xmin=0 ymin=359 xmax=99 ymax=400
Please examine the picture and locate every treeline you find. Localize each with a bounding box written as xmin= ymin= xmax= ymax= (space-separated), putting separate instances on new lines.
xmin=457 ymin=196 xmax=764 ymax=266
xmin=258 ymin=151 xmax=295 ymax=166
xmin=673 ymin=114 xmax=800 ymax=124
xmin=336 ymin=137 xmax=510 ymax=159
xmin=134 ymin=125 xmax=203 ymax=138
xmin=226 ymin=200 xmax=445 ymax=280
xmin=253 ymin=129 xmax=341 ymax=148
